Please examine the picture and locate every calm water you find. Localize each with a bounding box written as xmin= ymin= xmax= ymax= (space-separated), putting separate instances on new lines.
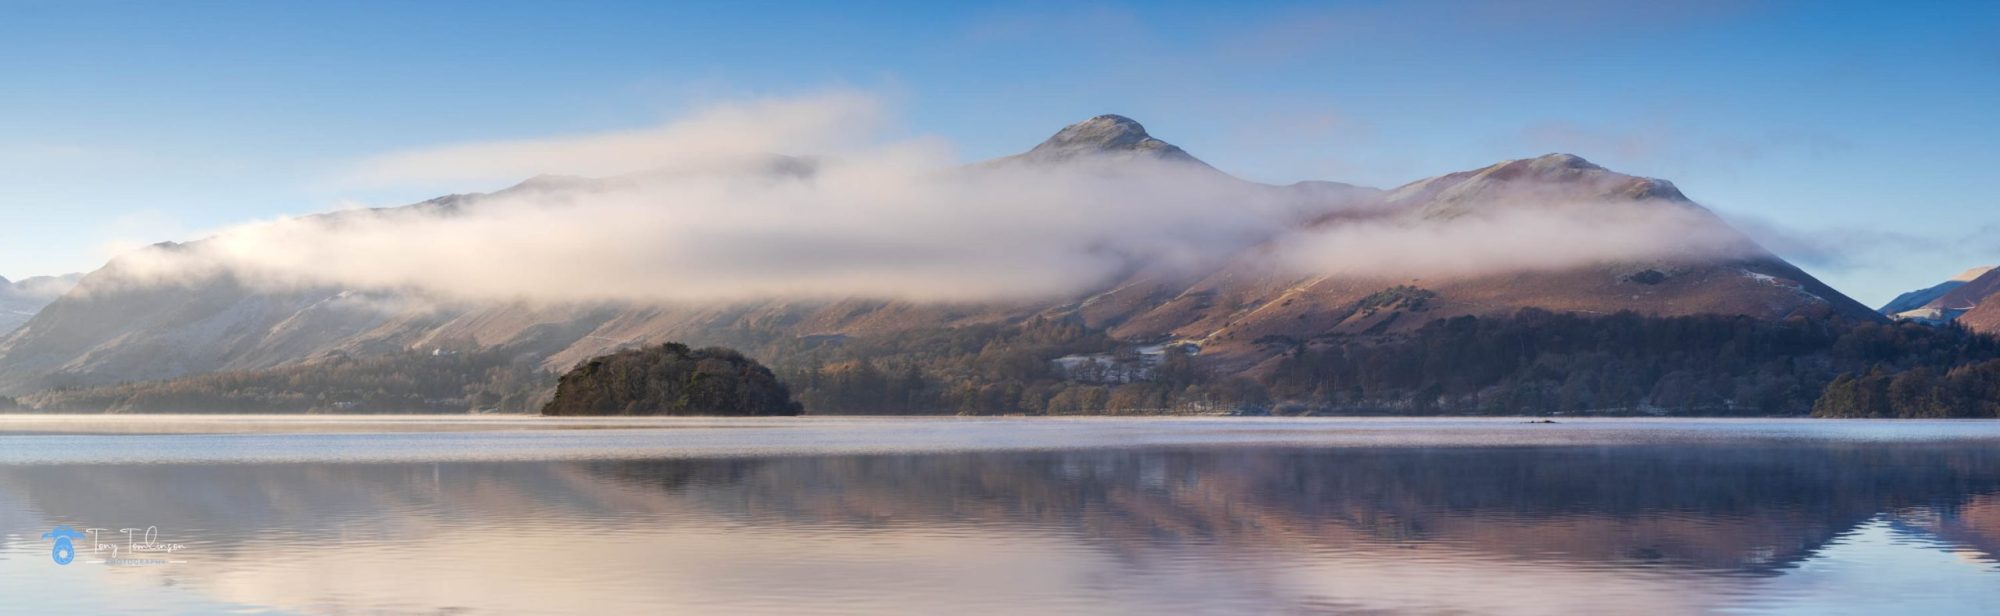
xmin=3 ymin=417 xmax=2000 ymax=615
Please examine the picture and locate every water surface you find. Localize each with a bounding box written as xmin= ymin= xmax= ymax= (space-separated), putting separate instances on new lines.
xmin=3 ymin=417 xmax=1998 ymax=614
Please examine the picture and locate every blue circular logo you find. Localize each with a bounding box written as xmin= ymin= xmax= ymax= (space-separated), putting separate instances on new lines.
xmin=51 ymin=537 xmax=75 ymax=565
xmin=41 ymin=525 xmax=85 ymax=566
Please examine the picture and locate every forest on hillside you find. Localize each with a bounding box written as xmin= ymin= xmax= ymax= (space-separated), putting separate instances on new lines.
xmin=19 ymin=349 xmax=551 ymax=413
xmin=768 ymin=310 xmax=2000 ymax=417
xmin=16 ymin=309 xmax=2000 ymax=417
xmin=1261 ymin=310 xmax=2000 ymax=417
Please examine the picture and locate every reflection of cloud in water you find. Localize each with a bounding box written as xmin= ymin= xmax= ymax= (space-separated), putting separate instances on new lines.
xmin=196 ymin=527 xmax=1296 ymax=615
xmin=2 ymin=445 xmax=2000 ymax=613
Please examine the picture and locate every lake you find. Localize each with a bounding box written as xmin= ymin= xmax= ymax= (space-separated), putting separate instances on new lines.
xmin=3 ymin=416 xmax=1999 ymax=615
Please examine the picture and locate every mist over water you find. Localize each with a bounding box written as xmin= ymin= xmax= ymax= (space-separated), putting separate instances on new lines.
xmin=3 ymin=418 xmax=2000 ymax=615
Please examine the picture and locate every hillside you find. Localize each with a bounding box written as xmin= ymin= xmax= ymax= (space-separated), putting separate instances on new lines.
xmin=1958 ymin=297 xmax=2000 ymax=334
xmin=1927 ymin=267 xmax=2000 ymax=312
xmin=1881 ymin=266 xmax=1995 ymax=315
xmin=21 ymin=347 xmax=548 ymax=413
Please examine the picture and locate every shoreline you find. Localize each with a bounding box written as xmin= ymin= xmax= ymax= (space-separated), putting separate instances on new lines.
xmin=0 ymin=416 xmax=1997 ymax=466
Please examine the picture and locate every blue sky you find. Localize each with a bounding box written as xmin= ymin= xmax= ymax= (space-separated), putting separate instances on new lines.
xmin=1 ymin=0 xmax=1996 ymax=305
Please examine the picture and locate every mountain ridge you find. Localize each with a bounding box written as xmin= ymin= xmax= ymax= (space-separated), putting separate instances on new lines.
xmin=0 ymin=115 xmax=1884 ymax=398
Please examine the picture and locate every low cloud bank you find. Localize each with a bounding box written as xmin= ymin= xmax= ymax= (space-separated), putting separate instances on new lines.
xmin=106 ymin=93 xmax=1769 ymax=305
xmin=1 ymin=274 xmax=82 ymax=302
xmin=1280 ymin=202 xmax=1763 ymax=280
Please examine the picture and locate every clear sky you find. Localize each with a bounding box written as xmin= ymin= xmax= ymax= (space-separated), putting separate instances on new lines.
xmin=1 ymin=0 xmax=1995 ymax=306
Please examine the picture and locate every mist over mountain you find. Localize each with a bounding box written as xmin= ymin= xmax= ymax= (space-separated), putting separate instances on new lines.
xmin=0 ymin=273 xmax=81 ymax=335
xmin=0 ymin=103 xmax=1884 ymax=408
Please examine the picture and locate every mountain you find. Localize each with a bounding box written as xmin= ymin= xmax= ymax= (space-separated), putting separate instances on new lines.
xmin=1924 ymin=267 xmax=2000 ymax=311
xmin=1880 ymin=266 xmax=2000 ymax=325
xmin=1881 ymin=266 xmax=1994 ymax=315
xmin=0 ymin=116 xmax=1883 ymax=403
xmin=997 ymin=114 xmax=1209 ymax=167
xmin=0 ymin=273 xmax=81 ymax=335
xmin=1062 ymin=152 xmax=1881 ymax=370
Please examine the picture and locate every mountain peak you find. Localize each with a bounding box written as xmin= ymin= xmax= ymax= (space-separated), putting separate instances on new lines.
xmin=1048 ymin=114 xmax=1151 ymax=146
xmin=1481 ymin=153 xmax=1617 ymax=182
xmin=1016 ymin=114 xmax=1204 ymax=165
xmin=1953 ymin=266 xmax=1997 ymax=283
xmin=1488 ymin=153 xmax=1684 ymax=200
xmin=1386 ymin=152 xmax=1693 ymax=219
xmin=1527 ymin=153 xmax=1603 ymax=171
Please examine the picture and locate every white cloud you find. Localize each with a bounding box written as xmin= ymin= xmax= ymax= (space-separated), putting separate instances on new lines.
xmin=1278 ymin=202 xmax=1762 ymax=280
xmin=105 ymin=92 xmax=1770 ymax=306
xmin=341 ymin=91 xmax=890 ymax=187
xmin=117 ymin=117 xmax=1318 ymax=303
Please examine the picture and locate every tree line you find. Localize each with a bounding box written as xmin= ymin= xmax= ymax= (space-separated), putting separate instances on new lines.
xmin=19 ymin=307 xmax=2000 ymax=417
xmin=22 ymin=349 xmax=551 ymax=413
xmin=1262 ymin=309 xmax=2000 ymax=416
xmin=763 ymin=317 xmax=1267 ymax=415
xmin=1813 ymin=361 xmax=2000 ymax=418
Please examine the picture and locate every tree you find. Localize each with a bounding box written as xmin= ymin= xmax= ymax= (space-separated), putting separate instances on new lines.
xmin=542 ymin=343 xmax=801 ymax=416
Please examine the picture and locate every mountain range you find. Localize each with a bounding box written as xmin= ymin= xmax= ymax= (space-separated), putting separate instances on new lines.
xmin=0 ymin=115 xmax=1887 ymax=400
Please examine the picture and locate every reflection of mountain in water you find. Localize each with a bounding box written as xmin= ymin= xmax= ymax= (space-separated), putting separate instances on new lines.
xmin=593 ymin=446 xmax=2000 ymax=573
xmin=6 ymin=445 xmax=2000 ymax=574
